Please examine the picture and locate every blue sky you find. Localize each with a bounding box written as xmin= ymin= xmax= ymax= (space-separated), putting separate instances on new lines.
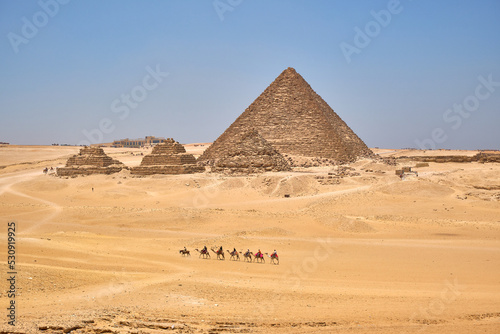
xmin=1 ymin=0 xmax=499 ymax=149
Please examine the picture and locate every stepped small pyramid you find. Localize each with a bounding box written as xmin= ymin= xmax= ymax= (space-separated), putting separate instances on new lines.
xmin=199 ymin=67 xmax=373 ymax=164
xmin=212 ymin=129 xmax=291 ymax=174
xmin=57 ymin=147 xmax=124 ymax=176
xmin=131 ymin=138 xmax=204 ymax=175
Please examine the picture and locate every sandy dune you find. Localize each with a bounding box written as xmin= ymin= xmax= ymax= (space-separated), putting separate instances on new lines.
xmin=0 ymin=146 xmax=499 ymax=333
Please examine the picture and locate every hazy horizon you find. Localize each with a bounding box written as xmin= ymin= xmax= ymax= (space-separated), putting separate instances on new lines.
xmin=1 ymin=1 xmax=499 ymax=150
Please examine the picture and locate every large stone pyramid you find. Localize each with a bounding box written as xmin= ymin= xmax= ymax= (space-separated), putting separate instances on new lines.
xmin=131 ymin=138 xmax=204 ymax=175
xmin=212 ymin=129 xmax=291 ymax=174
xmin=57 ymin=147 xmax=124 ymax=176
xmin=199 ymin=67 xmax=373 ymax=164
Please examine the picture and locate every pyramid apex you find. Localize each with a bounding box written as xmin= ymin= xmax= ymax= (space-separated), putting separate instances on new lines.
xmin=275 ymin=67 xmax=303 ymax=82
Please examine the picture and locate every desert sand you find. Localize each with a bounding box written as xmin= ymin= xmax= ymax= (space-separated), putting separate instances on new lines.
xmin=0 ymin=145 xmax=499 ymax=333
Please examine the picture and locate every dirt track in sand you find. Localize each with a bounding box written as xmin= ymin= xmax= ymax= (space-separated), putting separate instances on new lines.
xmin=0 ymin=145 xmax=499 ymax=333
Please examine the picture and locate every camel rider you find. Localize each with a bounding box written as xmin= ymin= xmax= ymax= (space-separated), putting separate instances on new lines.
xmin=272 ymin=249 xmax=278 ymax=257
xmin=246 ymin=249 xmax=250 ymax=256
xmin=219 ymin=246 xmax=223 ymax=253
xmin=256 ymin=249 xmax=262 ymax=258
xmin=202 ymin=245 xmax=207 ymax=253
xmin=184 ymin=246 xmax=187 ymax=252
xmin=233 ymin=247 xmax=237 ymax=254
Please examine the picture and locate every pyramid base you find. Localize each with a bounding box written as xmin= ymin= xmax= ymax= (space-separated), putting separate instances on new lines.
xmin=130 ymin=165 xmax=205 ymax=175
xmin=212 ymin=155 xmax=291 ymax=174
xmin=57 ymin=166 xmax=123 ymax=177
xmin=211 ymin=166 xmax=286 ymax=175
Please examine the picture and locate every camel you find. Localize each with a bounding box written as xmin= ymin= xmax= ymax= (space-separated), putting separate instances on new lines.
xmin=194 ymin=248 xmax=211 ymax=259
xmin=266 ymin=252 xmax=279 ymax=265
xmin=211 ymin=247 xmax=225 ymax=260
xmin=253 ymin=251 xmax=265 ymax=263
xmin=243 ymin=250 xmax=253 ymax=262
xmin=179 ymin=249 xmax=190 ymax=257
xmin=226 ymin=250 xmax=240 ymax=261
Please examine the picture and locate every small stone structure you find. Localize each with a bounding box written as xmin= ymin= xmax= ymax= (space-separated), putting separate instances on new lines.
xmin=398 ymin=153 xmax=500 ymax=163
xmin=112 ymin=135 xmax=168 ymax=148
xmin=57 ymin=147 xmax=124 ymax=176
xmin=474 ymin=153 xmax=500 ymax=163
xmin=211 ymin=129 xmax=291 ymax=174
xmin=130 ymin=138 xmax=204 ymax=175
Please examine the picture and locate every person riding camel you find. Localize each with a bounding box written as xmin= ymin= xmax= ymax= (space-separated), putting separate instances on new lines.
xmin=232 ymin=247 xmax=237 ymax=255
xmin=202 ymin=245 xmax=207 ymax=254
xmin=272 ymin=249 xmax=278 ymax=258
xmin=256 ymin=249 xmax=262 ymax=258
xmin=219 ymin=246 xmax=223 ymax=254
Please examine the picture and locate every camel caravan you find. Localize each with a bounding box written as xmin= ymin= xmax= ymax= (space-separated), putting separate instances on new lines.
xmin=181 ymin=246 xmax=279 ymax=265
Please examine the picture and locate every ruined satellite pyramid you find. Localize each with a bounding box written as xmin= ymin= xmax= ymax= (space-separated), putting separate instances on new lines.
xmin=57 ymin=147 xmax=124 ymax=176
xmin=212 ymin=129 xmax=291 ymax=174
xmin=130 ymin=138 xmax=204 ymax=175
xmin=199 ymin=67 xmax=373 ymax=164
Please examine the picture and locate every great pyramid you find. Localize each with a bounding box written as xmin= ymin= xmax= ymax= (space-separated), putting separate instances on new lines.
xmin=212 ymin=129 xmax=291 ymax=174
xmin=57 ymin=147 xmax=124 ymax=176
xmin=131 ymin=138 xmax=204 ymax=175
xmin=199 ymin=67 xmax=374 ymax=164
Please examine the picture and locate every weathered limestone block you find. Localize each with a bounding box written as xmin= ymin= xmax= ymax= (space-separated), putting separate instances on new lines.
xmin=475 ymin=153 xmax=500 ymax=163
xmin=140 ymin=154 xmax=197 ymax=166
xmin=398 ymin=153 xmax=500 ymax=163
xmin=130 ymin=165 xmax=204 ymax=175
xmin=56 ymin=166 xmax=123 ymax=176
